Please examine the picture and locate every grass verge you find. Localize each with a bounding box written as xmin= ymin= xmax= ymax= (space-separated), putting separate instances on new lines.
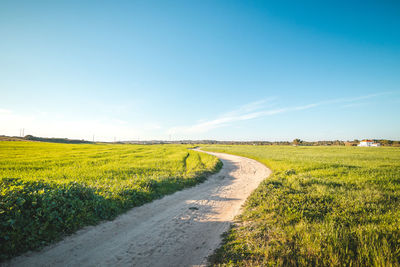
xmin=202 ymin=145 xmax=400 ymax=266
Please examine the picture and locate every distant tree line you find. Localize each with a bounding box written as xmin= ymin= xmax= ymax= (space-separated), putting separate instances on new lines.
xmin=295 ymin=139 xmax=400 ymax=147
xmin=1 ymin=135 xmax=399 ymax=146
xmin=122 ymin=139 xmax=400 ymax=146
xmin=23 ymin=135 xmax=93 ymax=144
xmin=291 ymin=139 xmax=400 ymax=147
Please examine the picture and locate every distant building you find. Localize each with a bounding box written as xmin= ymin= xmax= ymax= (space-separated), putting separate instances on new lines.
xmin=358 ymin=140 xmax=381 ymax=147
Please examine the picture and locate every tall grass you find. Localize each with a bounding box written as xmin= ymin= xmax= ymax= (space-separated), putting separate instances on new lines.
xmin=0 ymin=142 xmax=221 ymax=260
xmin=203 ymin=145 xmax=400 ymax=266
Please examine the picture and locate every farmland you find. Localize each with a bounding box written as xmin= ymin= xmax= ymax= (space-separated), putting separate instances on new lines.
xmin=203 ymin=145 xmax=400 ymax=266
xmin=0 ymin=141 xmax=221 ymax=260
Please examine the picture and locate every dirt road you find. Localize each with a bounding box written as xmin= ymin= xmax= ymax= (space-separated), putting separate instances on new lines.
xmin=6 ymin=150 xmax=271 ymax=267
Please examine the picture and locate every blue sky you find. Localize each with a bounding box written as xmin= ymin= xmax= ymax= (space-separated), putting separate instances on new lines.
xmin=1 ymin=1 xmax=399 ymax=141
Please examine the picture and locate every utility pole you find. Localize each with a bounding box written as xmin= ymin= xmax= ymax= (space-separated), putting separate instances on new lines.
xmin=93 ymin=134 xmax=95 ymax=142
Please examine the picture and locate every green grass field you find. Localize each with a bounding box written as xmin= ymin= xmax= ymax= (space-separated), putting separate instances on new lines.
xmin=202 ymin=145 xmax=400 ymax=266
xmin=0 ymin=141 xmax=221 ymax=260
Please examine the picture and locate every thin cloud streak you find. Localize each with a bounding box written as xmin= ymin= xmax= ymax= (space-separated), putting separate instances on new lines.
xmin=167 ymin=99 xmax=281 ymax=135
xmin=168 ymin=92 xmax=392 ymax=135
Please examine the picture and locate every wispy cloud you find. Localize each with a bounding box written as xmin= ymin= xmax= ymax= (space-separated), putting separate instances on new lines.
xmin=168 ymin=92 xmax=392 ymax=135
xmin=168 ymin=99 xmax=281 ymax=135
xmin=341 ymin=102 xmax=369 ymax=108
xmin=0 ymin=109 xmax=163 ymax=141
xmin=0 ymin=108 xmax=11 ymax=114
xmin=319 ymin=92 xmax=392 ymax=106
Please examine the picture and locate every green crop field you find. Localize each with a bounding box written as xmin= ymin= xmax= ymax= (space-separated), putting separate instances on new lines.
xmin=202 ymin=145 xmax=400 ymax=266
xmin=0 ymin=141 xmax=221 ymax=260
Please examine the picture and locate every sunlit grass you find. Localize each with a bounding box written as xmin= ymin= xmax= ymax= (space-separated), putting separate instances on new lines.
xmin=203 ymin=145 xmax=400 ymax=266
xmin=0 ymin=141 xmax=221 ymax=260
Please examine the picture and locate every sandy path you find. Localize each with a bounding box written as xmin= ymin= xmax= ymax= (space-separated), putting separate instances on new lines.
xmin=5 ymin=150 xmax=271 ymax=267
